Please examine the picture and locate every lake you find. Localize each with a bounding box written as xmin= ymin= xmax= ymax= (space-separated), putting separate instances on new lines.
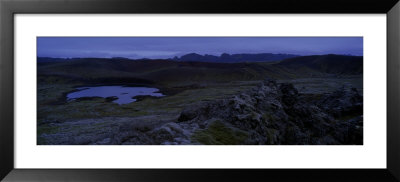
xmin=66 ymin=86 xmax=165 ymax=105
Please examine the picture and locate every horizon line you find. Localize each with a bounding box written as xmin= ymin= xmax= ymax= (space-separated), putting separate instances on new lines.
xmin=37 ymin=52 xmax=363 ymax=60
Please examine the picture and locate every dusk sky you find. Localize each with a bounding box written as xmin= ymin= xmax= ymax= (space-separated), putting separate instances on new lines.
xmin=37 ymin=37 xmax=363 ymax=59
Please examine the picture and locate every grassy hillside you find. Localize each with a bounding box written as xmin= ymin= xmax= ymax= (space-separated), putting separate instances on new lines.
xmin=37 ymin=54 xmax=363 ymax=86
xmin=277 ymin=54 xmax=363 ymax=74
xmin=38 ymin=59 xmax=284 ymax=87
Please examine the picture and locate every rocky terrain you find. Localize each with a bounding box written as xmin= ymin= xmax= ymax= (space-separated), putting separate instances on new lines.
xmin=37 ymin=54 xmax=363 ymax=145
xmin=39 ymin=78 xmax=362 ymax=145
xmin=99 ymin=79 xmax=362 ymax=145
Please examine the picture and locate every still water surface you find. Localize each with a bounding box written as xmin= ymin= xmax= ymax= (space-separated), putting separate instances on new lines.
xmin=67 ymin=86 xmax=165 ymax=104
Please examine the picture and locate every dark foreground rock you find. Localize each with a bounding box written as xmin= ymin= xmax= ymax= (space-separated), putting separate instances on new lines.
xmin=154 ymin=79 xmax=363 ymax=145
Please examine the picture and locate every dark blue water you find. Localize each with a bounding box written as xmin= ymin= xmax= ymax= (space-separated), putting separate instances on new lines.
xmin=67 ymin=86 xmax=164 ymax=105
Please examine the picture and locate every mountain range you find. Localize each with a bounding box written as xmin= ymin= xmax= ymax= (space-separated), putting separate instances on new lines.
xmin=171 ymin=53 xmax=299 ymax=63
xmin=38 ymin=53 xmax=300 ymax=63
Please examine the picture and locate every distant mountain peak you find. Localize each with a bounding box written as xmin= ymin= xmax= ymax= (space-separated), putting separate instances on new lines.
xmin=174 ymin=53 xmax=299 ymax=63
xmin=221 ymin=53 xmax=230 ymax=56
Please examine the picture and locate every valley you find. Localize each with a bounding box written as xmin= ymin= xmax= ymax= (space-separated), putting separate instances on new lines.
xmin=37 ymin=54 xmax=363 ymax=145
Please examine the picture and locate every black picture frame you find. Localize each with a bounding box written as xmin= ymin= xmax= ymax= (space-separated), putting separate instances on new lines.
xmin=1 ymin=0 xmax=399 ymax=181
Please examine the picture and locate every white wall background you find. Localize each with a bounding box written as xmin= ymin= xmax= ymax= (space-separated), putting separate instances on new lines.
xmin=14 ymin=14 xmax=386 ymax=168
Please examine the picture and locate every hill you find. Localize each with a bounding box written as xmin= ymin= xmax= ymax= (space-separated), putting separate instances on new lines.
xmin=277 ymin=54 xmax=363 ymax=74
xmin=37 ymin=54 xmax=363 ymax=86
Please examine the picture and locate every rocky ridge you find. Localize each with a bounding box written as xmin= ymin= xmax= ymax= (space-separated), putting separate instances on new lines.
xmin=114 ymin=79 xmax=363 ymax=145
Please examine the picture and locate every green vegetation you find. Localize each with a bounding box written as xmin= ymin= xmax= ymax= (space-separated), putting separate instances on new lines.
xmin=278 ymin=76 xmax=363 ymax=94
xmin=191 ymin=120 xmax=248 ymax=145
xmin=36 ymin=77 xmax=258 ymax=142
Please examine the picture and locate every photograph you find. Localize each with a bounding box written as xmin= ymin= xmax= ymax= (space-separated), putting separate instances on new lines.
xmin=37 ymin=37 xmax=363 ymax=145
